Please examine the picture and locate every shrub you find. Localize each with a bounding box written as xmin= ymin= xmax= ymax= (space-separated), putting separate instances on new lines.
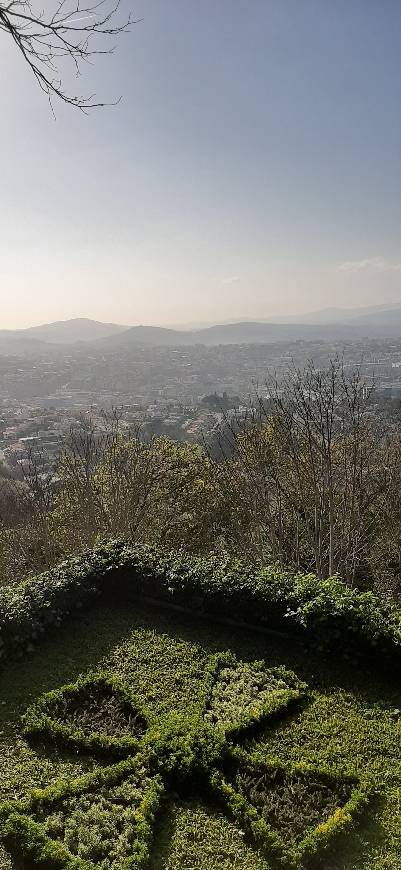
xmin=0 ymin=756 xmax=164 ymax=870
xmin=211 ymin=748 xmax=371 ymax=867
xmin=0 ymin=651 xmax=372 ymax=870
xmin=0 ymin=541 xmax=400 ymax=667
xmin=22 ymin=672 xmax=151 ymax=759
xmin=203 ymin=652 xmax=307 ymax=736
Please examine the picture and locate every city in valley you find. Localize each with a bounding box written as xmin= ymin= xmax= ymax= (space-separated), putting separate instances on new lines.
xmin=3 ymin=315 xmax=401 ymax=476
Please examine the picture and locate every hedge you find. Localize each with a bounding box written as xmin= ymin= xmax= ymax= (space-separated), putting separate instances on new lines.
xmin=0 ymin=657 xmax=371 ymax=869
xmin=203 ymin=651 xmax=308 ymax=739
xmin=210 ymin=749 xmax=371 ymax=868
xmin=0 ymin=541 xmax=401 ymax=666
xmin=0 ymin=754 xmax=164 ymax=870
xmin=21 ymin=671 xmax=152 ymax=759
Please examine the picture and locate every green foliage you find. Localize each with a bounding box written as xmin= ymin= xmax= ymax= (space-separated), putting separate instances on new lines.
xmin=1 ymin=542 xmax=400 ymax=669
xmin=0 ymin=657 xmax=302 ymax=868
xmin=234 ymin=763 xmax=350 ymax=842
xmin=1 ymin=756 xmax=163 ymax=869
xmin=211 ymin=749 xmax=371 ymax=867
xmin=0 ymin=649 xmax=374 ymax=870
xmin=151 ymin=800 xmax=270 ymax=870
xmin=204 ymin=652 xmax=307 ymax=736
xmin=0 ymin=591 xmax=400 ymax=868
xmin=22 ymin=672 xmax=151 ymax=759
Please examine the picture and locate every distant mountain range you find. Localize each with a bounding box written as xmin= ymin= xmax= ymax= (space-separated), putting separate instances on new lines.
xmin=3 ymin=304 xmax=401 ymax=354
xmin=25 ymin=318 xmax=127 ymax=344
xmin=0 ymin=319 xmax=126 ymax=355
xmin=268 ymin=302 xmax=401 ymax=326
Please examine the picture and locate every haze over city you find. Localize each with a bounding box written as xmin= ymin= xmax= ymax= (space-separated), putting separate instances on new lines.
xmin=4 ymin=6 xmax=401 ymax=869
xmin=3 ymin=1 xmax=401 ymax=328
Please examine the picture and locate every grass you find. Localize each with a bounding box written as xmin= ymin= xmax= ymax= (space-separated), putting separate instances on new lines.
xmin=0 ymin=588 xmax=400 ymax=868
xmin=151 ymin=800 xmax=269 ymax=870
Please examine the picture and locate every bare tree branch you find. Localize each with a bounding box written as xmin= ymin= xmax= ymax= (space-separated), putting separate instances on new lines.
xmin=0 ymin=0 xmax=137 ymax=112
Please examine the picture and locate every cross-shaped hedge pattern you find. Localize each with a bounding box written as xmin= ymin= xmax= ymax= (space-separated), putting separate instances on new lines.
xmin=0 ymin=653 xmax=371 ymax=869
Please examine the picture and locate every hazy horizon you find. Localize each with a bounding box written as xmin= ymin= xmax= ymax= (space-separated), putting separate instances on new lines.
xmin=3 ymin=1 xmax=401 ymax=329
xmin=5 ymin=297 xmax=401 ymax=334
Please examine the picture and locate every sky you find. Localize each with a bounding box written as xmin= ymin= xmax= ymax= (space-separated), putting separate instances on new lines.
xmin=2 ymin=0 xmax=401 ymax=329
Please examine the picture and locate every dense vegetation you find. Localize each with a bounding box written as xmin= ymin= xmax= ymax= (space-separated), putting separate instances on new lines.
xmin=1 ymin=359 xmax=401 ymax=865
xmin=1 ymin=542 xmax=401 ymax=666
xmin=0 ymin=575 xmax=400 ymax=869
xmin=2 ymin=360 xmax=401 ymax=601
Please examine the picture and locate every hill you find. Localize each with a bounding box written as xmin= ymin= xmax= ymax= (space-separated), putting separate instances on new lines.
xmin=0 ymin=319 xmax=128 ymax=356
xmin=93 ymin=320 xmax=347 ymax=349
xmin=0 ymin=331 xmax=50 ymax=355
xmin=275 ymin=302 xmax=401 ymax=326
xmin=25 ymin=317 xmax=127 ymax=344
xmin=3 ymin=304 xmax=401 ymax=355
xmin=94 ymin=324 xmax=189 ymax=348
xmin=94 ymin=317 xmax=397 ymax=349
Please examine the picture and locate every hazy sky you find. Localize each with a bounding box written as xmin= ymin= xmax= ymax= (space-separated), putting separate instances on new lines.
xmin=2 ymin=0 xmax=401 ymax=329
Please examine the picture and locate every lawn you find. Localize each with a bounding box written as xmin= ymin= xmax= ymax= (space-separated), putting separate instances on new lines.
xmin=0 ymin=588 xmax=400 ymax=869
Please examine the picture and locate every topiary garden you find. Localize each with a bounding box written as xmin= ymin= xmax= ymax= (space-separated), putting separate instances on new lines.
xmin=0 ymin=542 xmax=400 ymax=868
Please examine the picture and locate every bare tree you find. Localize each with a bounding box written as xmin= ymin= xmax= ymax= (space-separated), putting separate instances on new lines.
xmin=54 ymin=410 xmax=218 ymax=551
xmin=0 ymin=0 xmax=135 ymax=111
xmin=211 ymin=359 xmax=401 ymax=587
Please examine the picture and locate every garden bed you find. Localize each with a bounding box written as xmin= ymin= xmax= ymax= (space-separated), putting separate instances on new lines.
xmin=0 ymin=557 xmax=400 ymax=868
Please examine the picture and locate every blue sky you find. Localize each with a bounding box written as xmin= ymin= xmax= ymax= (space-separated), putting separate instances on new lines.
xmin=2 ymin=0 xmax=401 ymax=328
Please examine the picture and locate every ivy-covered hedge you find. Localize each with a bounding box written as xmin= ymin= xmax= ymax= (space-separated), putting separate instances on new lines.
xmin=0 ymin=541 xmax=401 ymax=665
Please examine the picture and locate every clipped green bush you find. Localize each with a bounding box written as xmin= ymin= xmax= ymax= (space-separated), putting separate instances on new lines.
xmin=1 ymin=541 xmax=400 ymax=667
xmin=0 ymin=755 xmax=164 ymax=870
xmin=203 ymin=652 xmax=307 ymax=737
xmin=0 ymin=652 xmax=372 ymax=869
xmin=211 ymin=747 xmax=371 ymax=868
xmin=22 ymin=672 xmax=152 ymax=759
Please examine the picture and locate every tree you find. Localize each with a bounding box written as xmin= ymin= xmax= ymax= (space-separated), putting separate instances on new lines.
xmin=47 ymin=411 xmax=221 ymax=555
xmin=213 ymin=358 xmax=401 ymax=589
xmin=0 ymin=0 xmax=135 ymax=111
